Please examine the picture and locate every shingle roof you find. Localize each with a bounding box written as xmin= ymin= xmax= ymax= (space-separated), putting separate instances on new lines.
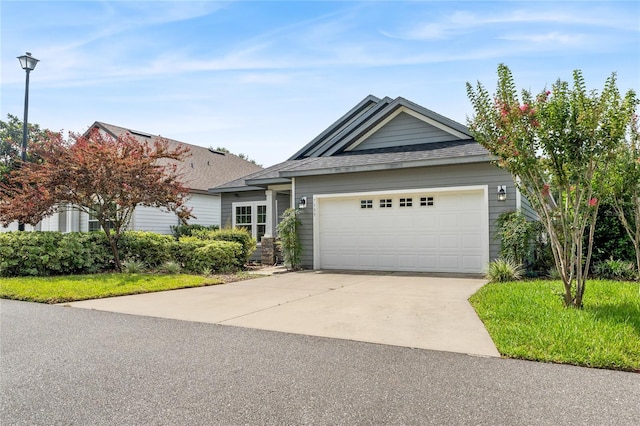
xmin=210 ymin=95 xmax=493 ymax=191
xmin=93 ymin=122 xmax=263 ymax=193
xmin=280 ymin=140 xmax=490 ymax=177
xmin=211 ymin=140 xmax=492 ymax=190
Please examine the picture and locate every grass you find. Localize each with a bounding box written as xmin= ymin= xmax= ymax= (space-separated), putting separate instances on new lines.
xmin=0 ymin=273 xmax=225 ymax=304
xmin=469 ymin=279 xmax=640 ymax=372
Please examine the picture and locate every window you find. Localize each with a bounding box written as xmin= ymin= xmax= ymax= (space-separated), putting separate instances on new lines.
xmin=360 ymin=199 xmax=373 ymax=209
xmin=379 ymin=199 xmax=392 ymax=208
xmin=399 ymin=197 xmax=413 ymax=207
xmin=233 ymin=202 xmax=267 ymax=242
xmin=420 ymin=196 xmax=435 ymax=207
xmin=88 ymin=206 xmax=116 ymax=232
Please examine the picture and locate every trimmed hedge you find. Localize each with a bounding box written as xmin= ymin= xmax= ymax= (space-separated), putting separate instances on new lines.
xmin=118 ymin=231 xmax=176 ymax=267
xmin=0 ymin=229 xmax=251 ymax=277
xmin=188 ymin=228 xmax=257 ymax=266
xmin=186 ymin=240 xmax=243 ymax=273
xmin=170 ymin=224 xmax=219 ymax=239
xmin=0 ymin=232 xmax=111 ymax=276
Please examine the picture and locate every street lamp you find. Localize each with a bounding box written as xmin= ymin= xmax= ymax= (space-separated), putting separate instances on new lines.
xmin=17 ymin=52 xmax=39 ymax=231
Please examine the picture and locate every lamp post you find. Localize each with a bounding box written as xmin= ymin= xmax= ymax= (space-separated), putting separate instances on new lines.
xmin=17 ymin=52 xmax=39 ymax=231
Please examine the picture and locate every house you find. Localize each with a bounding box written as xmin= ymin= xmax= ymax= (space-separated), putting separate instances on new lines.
xmin=2 ymin=122 xmax=263 ymax=234
xmin=210 ymin=95 xmax=536 ymax=274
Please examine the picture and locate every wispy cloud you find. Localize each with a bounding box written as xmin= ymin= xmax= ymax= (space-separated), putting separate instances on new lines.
xmin=385 ymin=6 xmax=639 ymax=41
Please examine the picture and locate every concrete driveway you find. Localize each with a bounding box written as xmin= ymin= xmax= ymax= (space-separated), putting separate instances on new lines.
xmin=65 ymin=271 xmax=499 ymax=357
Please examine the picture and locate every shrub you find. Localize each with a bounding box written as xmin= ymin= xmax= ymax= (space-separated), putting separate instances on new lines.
xmin=0 ymin=231 xmax=112 ymax=277
xmin=277 ymin=208 xmax=302 ymax=270
xmin=485 ymin=258 xmax=524 ymax=283
xmin=117 ymin=231 xmax=176 ymax=267
xmin=181 ymin=240 xmax=243 ymax=273
xmin=496 ymin=212 xmax=535 ymax=265
xmin=170 ymin=224 xmax=219 ymax=239
xmin=56 ymin=232 xmax=112 ymax=273
xmin=591 ymin=204 xmax=635 ymax=265
xmin=593 ymin=258 xmax=637 ymax=281
xmin=209 ymin=228 xmax=256 ymax=266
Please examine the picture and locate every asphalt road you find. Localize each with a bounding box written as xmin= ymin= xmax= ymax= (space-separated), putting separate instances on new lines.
xmin=1 ymin=299 xmax=638 ymax=425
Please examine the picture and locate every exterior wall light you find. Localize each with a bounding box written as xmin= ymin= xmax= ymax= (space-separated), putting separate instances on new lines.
xmin=497 ymin=185 xmax=507 ymax=201
xmin=298 ymin=196 xmax=307 ymax=209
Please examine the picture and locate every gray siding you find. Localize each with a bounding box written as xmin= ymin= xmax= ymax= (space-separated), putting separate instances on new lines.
xmin=275 ymin=192 xmax=291 ymax=228
xmin=294 ymin=162 xmax=517 ymax=270
xmin=519 ymin=190 xmax=538 ymax=221
xmin=220 ymin=191 xmax=266 ymax=229
xmin=352 ymin=112 xmax=455 ymax=151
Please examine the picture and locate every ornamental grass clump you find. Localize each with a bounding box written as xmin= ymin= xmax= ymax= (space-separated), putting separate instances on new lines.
xmin=485 ymin=258 xmax=524 ymax=283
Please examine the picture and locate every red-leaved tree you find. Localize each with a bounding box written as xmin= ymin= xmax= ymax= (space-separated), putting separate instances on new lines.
xmin=0 ymin=128 xmax=192 ymax=270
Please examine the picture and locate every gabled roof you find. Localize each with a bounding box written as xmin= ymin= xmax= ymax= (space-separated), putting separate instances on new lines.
xmin=288 ymin=95 xmax=472 ymax=160
xmin=210 ymin=95 xmax=491 ymax=193
xmin=91 ymin=122 xmax=262 ymax=194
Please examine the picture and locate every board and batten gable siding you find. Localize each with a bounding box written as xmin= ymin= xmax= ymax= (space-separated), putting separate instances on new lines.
xmin=351 ymin=112 xmax=458 ymax=152
xmin=294 ymin=162 xmax=517 ymax=270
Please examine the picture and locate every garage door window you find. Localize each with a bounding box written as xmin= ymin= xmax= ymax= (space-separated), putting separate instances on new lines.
xmin=380 ymin=199 xmax=392 ymax=208
xmin=420 ymin=196 xmax=435 ymax=207
xmin=233 ymin=202 xmax=267 ymax=242
xmin=360 ymin=199 xmax=373 ymax=209
xmin=399 ymin=197 xmax=413 ymax=207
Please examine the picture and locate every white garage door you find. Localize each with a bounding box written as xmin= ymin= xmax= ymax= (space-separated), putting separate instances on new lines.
xmin=316 ymin=188 xmax=488 ymax=273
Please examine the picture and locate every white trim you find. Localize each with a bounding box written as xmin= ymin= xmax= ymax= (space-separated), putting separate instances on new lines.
xmin=291 ymin=177 xmax=296 ymax=210
xmin=267 ymin=183 xmax=292 ymax=192
xmin=313 ymin=185 xmax=489 ymax=272
xmin=232 ymin=200 xmax=267 ymax=243
xmin=344 ymin=106 xmax=471 ymax=152
xmin=265 ymin=190 xmax=274 ymax=237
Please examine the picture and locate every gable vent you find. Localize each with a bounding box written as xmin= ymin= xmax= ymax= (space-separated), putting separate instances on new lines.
xmin=129 ymin=130 xmax=152 ymax=138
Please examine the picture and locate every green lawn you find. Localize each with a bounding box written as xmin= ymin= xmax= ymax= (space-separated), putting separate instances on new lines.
xmin=469 ymin=279 xmax=640 ymax=372
xmin=0 ymin=273 xmax=225 ymax=304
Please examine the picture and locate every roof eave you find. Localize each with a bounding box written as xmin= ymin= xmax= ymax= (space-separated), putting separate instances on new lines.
xmin=244 ymin=177 xmax=292 ymax=186
xmin=208 ymin=185 xmax=266 ymax=194
xmin=279 ymin=155 xmax=495 ymax=178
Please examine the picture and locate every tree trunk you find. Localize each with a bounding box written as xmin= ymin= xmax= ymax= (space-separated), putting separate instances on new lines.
xmin=103 ymin=228 xmax=122 ymax=271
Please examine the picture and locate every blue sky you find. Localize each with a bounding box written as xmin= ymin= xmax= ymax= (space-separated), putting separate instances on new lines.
xmin=2 ymin=1 xmax=639 ymax=167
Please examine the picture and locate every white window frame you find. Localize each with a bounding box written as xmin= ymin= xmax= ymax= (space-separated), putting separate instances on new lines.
xmin=232 ymin=201 xmax=267 ymax=243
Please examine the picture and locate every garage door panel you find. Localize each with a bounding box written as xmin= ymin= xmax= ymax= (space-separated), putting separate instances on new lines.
xmin=439 ymin=234 xmax=460 ymax=249
xmin=318 ymin=189 xmax=487 ymax=273
xmin=463 ymin=234 xmax=482 ymax=249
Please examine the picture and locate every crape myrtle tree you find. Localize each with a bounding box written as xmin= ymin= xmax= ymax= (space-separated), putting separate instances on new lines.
xmin=0 ymin=128 xmax=193 ymax=271
xmin=466 ymin=64 xmax=637 ymax=308
xmin=607 ymin=114 xmax=640 ymax=277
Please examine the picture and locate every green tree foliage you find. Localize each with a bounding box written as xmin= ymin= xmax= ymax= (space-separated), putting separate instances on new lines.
xmin=0 ymin=114 xmax=51 ymax=181
xmin=604 ymin=115 xmax=640 ymax=277
xmin=467 ymin=64 xmax=637 ymax=307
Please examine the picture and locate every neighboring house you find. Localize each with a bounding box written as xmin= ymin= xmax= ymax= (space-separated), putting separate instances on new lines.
xmin=211 ymin=95 xmax=535 ymax=274
xmin=1 ymin=122 xmax=262 ymax=234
